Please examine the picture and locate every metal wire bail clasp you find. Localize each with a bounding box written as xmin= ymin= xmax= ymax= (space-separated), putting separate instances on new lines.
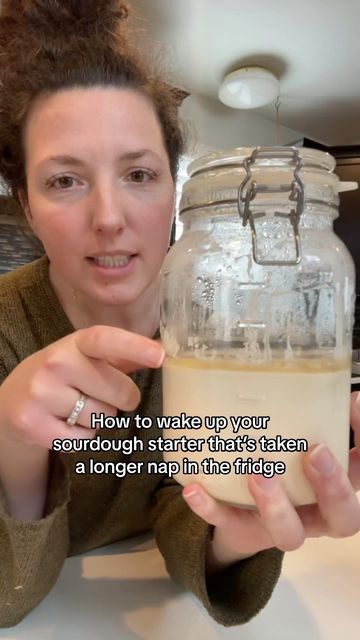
xmin=238 ymin=146 xmax=305 ymax=266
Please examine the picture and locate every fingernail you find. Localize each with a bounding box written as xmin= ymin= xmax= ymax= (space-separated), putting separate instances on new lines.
xmin=146 ymin=346 xmax=165 ymax=366
xmin=183 ymin=489 xmax=204 ymax=507
xmin=310 ymin=444 xmax=335 ymax=475
xmin=254 ymin=474 xmax=278 ymax=491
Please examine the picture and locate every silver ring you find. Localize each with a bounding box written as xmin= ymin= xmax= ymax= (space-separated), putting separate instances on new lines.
xmin=66 ymin=393 xmax=88 ymax=426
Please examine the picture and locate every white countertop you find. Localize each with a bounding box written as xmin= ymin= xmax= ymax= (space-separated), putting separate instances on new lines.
xmin=0 ymin=527 xmax=359 ymax=640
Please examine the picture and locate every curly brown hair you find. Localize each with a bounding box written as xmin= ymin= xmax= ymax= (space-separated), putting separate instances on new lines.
xmin=0 ymin=0 xmax=185 ymax=202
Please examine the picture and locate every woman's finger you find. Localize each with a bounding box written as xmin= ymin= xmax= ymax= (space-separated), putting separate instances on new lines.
xmin=19 ymin=411 xmax=99 ymax=449
xmin=71 ymin=358 xmax=140 ymax=412
xmin=40 ymin=353 xmax=141 ymax=412
xmin=62 ymin=390 xmax=117 ymax=430
xmin=183 ymin=479 xmax=305 ymax=554
xmin=248 ymin=474 xmax=305 ymax=551
xmin=183 ymin=483 xmax=235 ymax=529
xmin=302 ymin=444 xmax=360 ymax=538
xmin=33 ymin=382 xmax=117 ymax=429
xmin=74 ymin=325 xmax=165 ymax=371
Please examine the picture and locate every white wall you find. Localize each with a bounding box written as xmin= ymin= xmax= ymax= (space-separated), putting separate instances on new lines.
xmin=180 ymin=94 xmax=303 ymax=157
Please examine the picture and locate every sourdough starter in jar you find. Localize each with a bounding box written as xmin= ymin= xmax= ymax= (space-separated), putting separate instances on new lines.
xmin=162 ymin=357 xmax=350 ymax=507
xmin=160 ymin=146 xmax=356 ymax=508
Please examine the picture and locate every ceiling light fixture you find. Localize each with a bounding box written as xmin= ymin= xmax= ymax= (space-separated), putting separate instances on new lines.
xmin=218 ymin=66 xmax=280 ymax=109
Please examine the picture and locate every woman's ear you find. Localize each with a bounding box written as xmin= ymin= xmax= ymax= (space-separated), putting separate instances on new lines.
xmin=18 ymin=189 xmax=33 ymax=225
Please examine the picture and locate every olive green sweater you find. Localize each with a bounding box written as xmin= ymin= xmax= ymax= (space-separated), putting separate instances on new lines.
xmin=0 ymin=257 xmax=283 ymax=628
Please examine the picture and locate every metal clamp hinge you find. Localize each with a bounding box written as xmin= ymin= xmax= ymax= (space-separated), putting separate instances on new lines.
xmin=238 ymin=146 xmax=305 ymax=266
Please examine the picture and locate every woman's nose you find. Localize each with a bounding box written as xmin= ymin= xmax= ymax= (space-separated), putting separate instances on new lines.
xmin=90 ymin=181 xmax=126 ymax=234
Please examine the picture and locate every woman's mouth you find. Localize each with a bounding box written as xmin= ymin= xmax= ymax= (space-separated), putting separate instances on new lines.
xmin=92 ymin=255 xmax=132 ymax=268
xmin=87 ymin=253 xmax=137 ymax=275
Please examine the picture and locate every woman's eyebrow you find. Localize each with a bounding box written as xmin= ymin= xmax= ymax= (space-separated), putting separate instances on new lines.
xmin=38 ymin=149 xmax=161 ymax=168
xmin=39 ymin=155 xmax=85 ymax=168
xmin=120 ymin=149 xmax=161 ymax=161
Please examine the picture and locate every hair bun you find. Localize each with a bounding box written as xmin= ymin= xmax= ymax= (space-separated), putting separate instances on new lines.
xmin=1 ymin=1 xmax=129 ymax=41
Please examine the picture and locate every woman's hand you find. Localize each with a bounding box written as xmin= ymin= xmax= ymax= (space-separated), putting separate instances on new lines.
xmin=0 ymin=325 xmax=164 ymax=520
xmin=0 ymin=325 xmax=164 ymax=449
xmin=183 ymin=431 xmax=360 ymax=574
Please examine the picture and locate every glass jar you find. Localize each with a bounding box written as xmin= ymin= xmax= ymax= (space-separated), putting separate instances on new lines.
xmin=160 ymin=146 xmax=356 ymax=508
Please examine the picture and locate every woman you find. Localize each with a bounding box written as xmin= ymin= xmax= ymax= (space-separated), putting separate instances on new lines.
xmin=0 ymin=0 xmax=359 ymax=629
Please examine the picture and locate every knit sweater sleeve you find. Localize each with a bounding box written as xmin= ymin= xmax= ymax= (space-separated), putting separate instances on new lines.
xmin=0 ymin=448 xmax=71 ymax=628
xmin=0 ymin=279 xmax=75 ymax=629
xmin=0 ymin=351 xmax=70 ymax=627
xmin=152 ymin=476 xmax=283 ymax=627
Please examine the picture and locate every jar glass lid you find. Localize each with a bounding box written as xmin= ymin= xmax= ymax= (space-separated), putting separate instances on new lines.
xmin=187 ymin=146 xmax=336 ymax=177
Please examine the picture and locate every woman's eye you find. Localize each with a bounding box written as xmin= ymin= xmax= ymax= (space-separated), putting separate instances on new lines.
xmin=46 ymin=175 xmax=77 ymax=190
xmin=129 ymin=170 xmax=155 ymax=183
xmin=57 ymin=176 xmax=75 ymax=189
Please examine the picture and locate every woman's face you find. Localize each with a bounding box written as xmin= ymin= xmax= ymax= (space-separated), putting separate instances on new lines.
xmin=22 ymin=87 xmax=175 ymax=307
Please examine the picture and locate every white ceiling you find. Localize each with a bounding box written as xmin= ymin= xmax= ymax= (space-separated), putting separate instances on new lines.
xmin=130 ymin=0 xmax=360 ymax=146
